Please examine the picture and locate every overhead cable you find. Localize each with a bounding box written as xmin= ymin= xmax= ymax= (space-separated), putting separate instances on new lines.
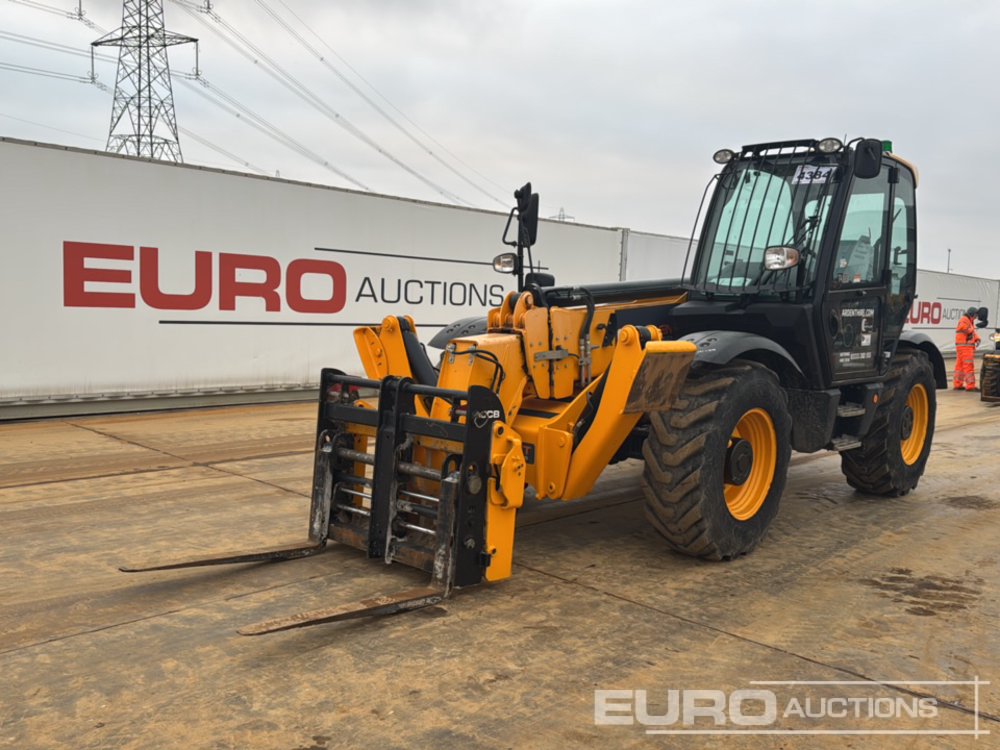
xmin=256 ymin=0 xmax=506 ymax=207
xmin=169 ymin=0 xmax=472 ymax=206
xmin=0 ymin=61 xmax=269 ymax=175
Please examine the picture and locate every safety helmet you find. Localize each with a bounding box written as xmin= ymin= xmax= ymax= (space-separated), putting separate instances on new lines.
xmin=966 ymin=306 xmax=979 ymax=317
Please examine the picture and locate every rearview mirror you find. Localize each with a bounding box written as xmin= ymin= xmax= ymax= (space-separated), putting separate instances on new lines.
xmin=854 ymin=138 xmax=883 ymax=179
xmin=977 ymin=307 xmax=990 ymax=328
xmin=515 ymin=182 xmax=539 ymax=247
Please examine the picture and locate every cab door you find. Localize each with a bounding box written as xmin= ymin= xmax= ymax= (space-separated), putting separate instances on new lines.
xmin=821 ymin=164 xmax=892 ymax=383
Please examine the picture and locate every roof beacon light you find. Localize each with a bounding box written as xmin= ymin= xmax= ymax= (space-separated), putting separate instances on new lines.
xmin=713 ymin=148 xmax=735 ymax=165
xmin=882 ymin=140 xmax=893 ymax=153
xmin=817 ymin=137 xmax=843 ymax=154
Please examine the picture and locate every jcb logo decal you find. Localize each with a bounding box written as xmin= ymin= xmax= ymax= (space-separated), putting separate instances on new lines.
xmin=473 ymin=409 xmax=502 ymax=428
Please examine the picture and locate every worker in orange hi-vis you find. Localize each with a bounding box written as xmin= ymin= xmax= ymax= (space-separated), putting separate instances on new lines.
xmin=954 ymin=306 xmax=981 ymax=391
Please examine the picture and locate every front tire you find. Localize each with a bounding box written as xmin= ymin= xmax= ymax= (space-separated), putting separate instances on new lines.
xmin=641 ymin=361 xmax=792 ymax=560
xmin=841 ymin=351 xmax=936 ymax=496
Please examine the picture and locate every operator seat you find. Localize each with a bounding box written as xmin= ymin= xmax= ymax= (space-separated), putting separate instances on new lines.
xmin=835 ymin=235 xmax=874 ymax=285
xmin=396 ymin=317 xmax=440 ymax=386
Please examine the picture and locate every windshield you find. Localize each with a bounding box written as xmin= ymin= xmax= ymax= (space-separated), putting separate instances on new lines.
xmin=694 ymin=155 xmax=840 ymax=294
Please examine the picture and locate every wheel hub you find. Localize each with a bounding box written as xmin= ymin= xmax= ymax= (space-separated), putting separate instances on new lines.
xmin=725 ymin=438 xmax=754 ymax=486
xmin=901 ymin=405 xmax=914 ymax=441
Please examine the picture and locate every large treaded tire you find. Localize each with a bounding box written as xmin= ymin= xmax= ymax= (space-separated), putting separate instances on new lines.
xmin=982 ymin=354 xmax=1000 ymax=401
xmin=841 ymin=351 xmax=936 ymax=496
xmin=641 ymin=361 xmax=792 ymax=561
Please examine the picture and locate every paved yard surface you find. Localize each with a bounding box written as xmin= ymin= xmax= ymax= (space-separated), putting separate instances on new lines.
xmin=0 ymin=392 xmax=997 ymax=749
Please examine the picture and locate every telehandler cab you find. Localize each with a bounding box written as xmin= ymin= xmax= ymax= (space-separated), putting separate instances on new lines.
xmin=124 ymin=137 xmax=947 ymax=634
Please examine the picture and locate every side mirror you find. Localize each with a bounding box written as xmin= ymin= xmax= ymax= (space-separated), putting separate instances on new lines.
xmin=854 ymin=138 xmax=883 ymax=179
xmin=492 ymin=252 xmax=518 ymax=274
xmin=514 ymin=182 xmax=539 ymax=247
xmin=977 ymin=307 xmax=990 ymax=328
xmin=763 ymin=245 xmax=800 ymax=271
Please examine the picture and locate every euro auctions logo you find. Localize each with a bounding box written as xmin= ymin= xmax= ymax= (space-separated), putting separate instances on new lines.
xmin=62 ymin=241 xmax=347 ymax=313
xmin=595 ymin=679 xmax=989 ymax=737
xmin=61 ymin=241 xmax=508 ymax=317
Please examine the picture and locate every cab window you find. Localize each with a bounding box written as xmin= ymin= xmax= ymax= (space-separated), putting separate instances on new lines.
xmin=832 ymin=166 xmax=890 ymax=287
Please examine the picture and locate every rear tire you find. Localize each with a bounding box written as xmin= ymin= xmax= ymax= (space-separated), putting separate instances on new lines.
xmin=982 ymin=354 xmax=1000 ymax=401
xmin=641 ymin=361 xmax=792 ymax=560
xmin=841 ymin=351 xmax=936 ymax=496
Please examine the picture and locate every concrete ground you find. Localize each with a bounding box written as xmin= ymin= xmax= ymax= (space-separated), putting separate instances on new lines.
xmin=0 ymin=390 xmax=997 ymax=749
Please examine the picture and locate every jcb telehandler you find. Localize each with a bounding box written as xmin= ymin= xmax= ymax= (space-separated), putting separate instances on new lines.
xmin=125 ymin=137 xmax=947 ymax=635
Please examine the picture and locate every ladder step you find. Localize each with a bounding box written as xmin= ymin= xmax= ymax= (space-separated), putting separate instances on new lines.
xmin=830 ymin=435 xmax=863 ymax=452
xmin=836 ymin=403 xmax=866 ymax=418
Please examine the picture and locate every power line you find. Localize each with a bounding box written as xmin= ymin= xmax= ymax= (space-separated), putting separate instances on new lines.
xmin=0 ymin=29 xmax=116 ymax=62
xmin=254 ymin=0 xmax=506 ymax=207
xmin=0 ymin=60 xmax=268 ymax=175
xmin=0 ymin=109 xmax=103 ymax=141
xmin=0 ymin=60 xmax=90 ymax=81
xmin=177 ymin=124 xmax=267 ymax=174
xmin=0 ymin=0 xmax=370 ymax=191
xmin=169 ymin=0 xmax=473 ymax=206
xmin=6 ymin=0 xmax=105 ymax=31
xmin=174 ymin=72 xmax=369 ymax=189
xmin=4 ymin=0 xmax=366 ymax=188
xmin=272 ymin=0 xmax=513 ymax=199
xmin=5 ymin=0 xmax=484 ymax=202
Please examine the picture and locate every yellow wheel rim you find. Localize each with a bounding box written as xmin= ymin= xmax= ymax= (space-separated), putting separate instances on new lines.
xmin=724 ymin=408 xmax=778 ymax=521
xmin=901 ymin=383 xmax=929 ymax=466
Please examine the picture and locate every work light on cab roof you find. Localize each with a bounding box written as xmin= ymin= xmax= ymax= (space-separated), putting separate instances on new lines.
xmin=713 ymin=148 xmax=735 ymax=164
xmin=817 ymin=137 xmax=843 ymax=153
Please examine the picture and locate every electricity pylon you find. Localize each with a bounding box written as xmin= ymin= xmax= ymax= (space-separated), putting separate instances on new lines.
xmin=93 ymin=0 xmax=196 ymax=161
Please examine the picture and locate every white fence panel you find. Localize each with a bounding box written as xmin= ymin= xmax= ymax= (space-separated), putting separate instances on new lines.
xmin=0 ymin=139 xmax=622 ymax=406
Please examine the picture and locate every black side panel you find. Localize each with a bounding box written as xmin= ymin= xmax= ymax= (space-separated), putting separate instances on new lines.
xmin=666 ymin=300 xmax=823 ymax=387
xmin=678 ymin=330 xmax=803 ymax=375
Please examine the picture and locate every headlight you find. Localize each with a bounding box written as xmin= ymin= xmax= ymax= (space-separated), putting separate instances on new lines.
xmin=763 ymin=246 xmax=801 ymax=271
xmin=817 ymin=137 xmax=843 ymax=154
xmin=713 ymin=148 xmax=735 ymax=164
xmin=492 ymin=252 xmax=517 ymax=273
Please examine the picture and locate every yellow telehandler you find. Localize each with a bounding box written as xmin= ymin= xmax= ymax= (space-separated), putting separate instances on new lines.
xmin=125 ymin=137 xmax=949 ymax=634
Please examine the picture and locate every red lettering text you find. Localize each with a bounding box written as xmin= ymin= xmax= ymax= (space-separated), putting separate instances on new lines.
xmin=285 ymin=258 xmax=347 ymax=314
xmin=219 ymin=253 xmax=282 ymax=312
xmin=63 ymin=241 xmax=135 ymax=308
xmin=908 ymin=300 xmax=942 ymax=325
xmin=139 ymin=247 xmax=213 ymax=310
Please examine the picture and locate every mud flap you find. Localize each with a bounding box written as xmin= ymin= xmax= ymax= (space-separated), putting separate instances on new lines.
xmin=624 ymin=340 xmax=697 ymax=414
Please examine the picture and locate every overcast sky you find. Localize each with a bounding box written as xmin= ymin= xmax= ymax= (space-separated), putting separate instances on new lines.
xmin=2 ymin=0 xmax=999 ymax=277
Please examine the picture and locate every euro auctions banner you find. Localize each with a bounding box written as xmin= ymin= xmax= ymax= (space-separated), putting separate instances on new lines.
xmin=0 ymin=139 xmax=622 ymax=405
xmin=907 ymin=270 xmax=1000 ymax=354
